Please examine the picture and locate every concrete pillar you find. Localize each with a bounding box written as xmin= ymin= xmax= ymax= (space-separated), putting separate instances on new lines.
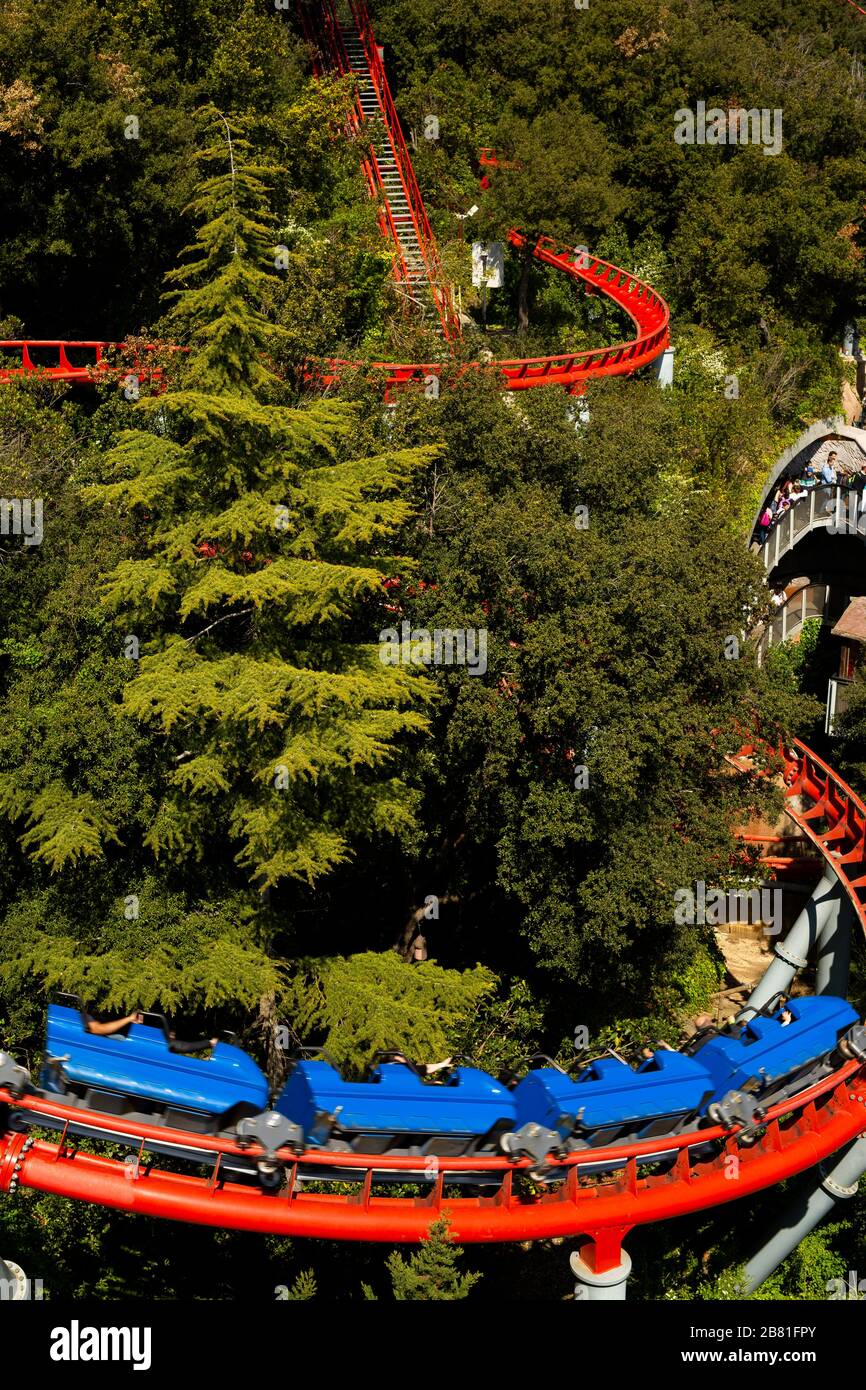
xmin=652 ymin=347 xmax=674 ymax=388
xmin=743 ymin=1137 xmax=866 ymax=1293
xmin=571 ymin=1246 xmax=631 ymax=1300
xmin=741 ymin=870 xmax=840 ymax=1016
xmin=815 ymin=893 xmax=854 ymax=996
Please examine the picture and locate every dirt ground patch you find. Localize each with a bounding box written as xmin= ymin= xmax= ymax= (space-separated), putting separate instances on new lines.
xmin=682 ymin=926 xmax=774 ymax=1034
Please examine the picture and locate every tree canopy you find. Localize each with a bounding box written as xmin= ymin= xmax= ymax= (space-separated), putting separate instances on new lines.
xmin=0 ymin=0 xmax=862 ymax=1305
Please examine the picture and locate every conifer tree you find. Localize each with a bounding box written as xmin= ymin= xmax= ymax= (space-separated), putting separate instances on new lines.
xmin=384 ymin=1218 xmax=482 ymax=1301
xmin=83 ymin=107 xmax=439 ymax=890
xmin=277 ymin=1269 xmax=317 ymax=1300
xmin=286 ymin=950 xmax=496 ymax=1072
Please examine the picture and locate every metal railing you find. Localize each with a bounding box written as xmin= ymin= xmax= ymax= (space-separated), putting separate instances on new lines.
xmin=316 ymin=236 xmax=671 ymax=390
xmin=348 ymin=0 xmax=459 ymax=337
xmin=755 ymin=582 xmax=828 ymax=660
xmin=0 ymin=340 xmax=182 ymax=385
xmin=760 ymin=484 xmax=866 ymax=571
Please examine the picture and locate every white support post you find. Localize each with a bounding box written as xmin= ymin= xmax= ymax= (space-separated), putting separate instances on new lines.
xmin=743 ymin=1138 xmax=866 ymax=1293
xmin=740 ymin=870 xmax=841 ymax=1015
xmin=815 ymin=893 xmax=854 ymax=996
xmin=571 ymin=1247 xmax=632 ymax=1301
xmin=651 ymin=347 xmax=674 ymax=388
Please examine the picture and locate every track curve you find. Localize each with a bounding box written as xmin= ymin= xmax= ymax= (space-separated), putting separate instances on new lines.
xmin=1 ymin=737 xmax=865 ymax=1255
xmin=2 ymin=1059 xmax=863 ymax=1247
xmin=0 ymin=2 xmax=863 ymax=1261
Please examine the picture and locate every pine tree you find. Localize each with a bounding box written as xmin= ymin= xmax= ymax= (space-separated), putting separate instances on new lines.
xmin=385 ymin=1218 xmax=482 ymax=1301
xmin=83 ymin=106 xmax=439 ymax=891
xmin=277 ymin=1268 xmax=317 ymax=1300
xmin=286 ymin=950 xmax=496 ymax=1072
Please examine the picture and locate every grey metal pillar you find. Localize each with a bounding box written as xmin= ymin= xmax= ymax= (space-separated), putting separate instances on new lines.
xmin=741 ymin=870 xmax=840 ymax=1016
xmin=571 ymin=1246 xmax=631 ymax=1300
xmin=815 ymin=891 xmax=854 ymax=996
xmin=743 ymin=1137 xmax=866 ymax=1293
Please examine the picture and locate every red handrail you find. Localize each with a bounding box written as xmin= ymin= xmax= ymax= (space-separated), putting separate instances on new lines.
xmin=348 ymin=0 xmax=459 ymax=338
xmin=301 ymin=1 xmax=418 ymax=294
xmin=0 ymin=340 xmax=182 ymax=385
xmin=300 ymin=0 xmax=458 ymax=337
xmin=784 ymin=738 xmax=866 ymax=939
xmin=314 ymin=237 xmax=670 ymax=391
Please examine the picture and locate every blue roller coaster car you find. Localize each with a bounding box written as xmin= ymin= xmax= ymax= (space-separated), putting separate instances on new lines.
xmin=694 ymin=994 xmax=858 ymax=1110
xmin=506 ymin=1049 xmax=712 ymax=1157
xmin=40 ymin=1002 xmax=269 ymax=1130
xmin=500 ymin=995 xmax=860 ymax=1161
xmin=32 ymin=993 xmax=862 ymax=1173
xmin=274 ymin=1057 xmax=516 ymax=1156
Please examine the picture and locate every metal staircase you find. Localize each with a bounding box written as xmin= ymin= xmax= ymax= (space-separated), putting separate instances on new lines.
xmin=296 ymin=0 xmax=459 ymax=340
xmin=340 ymin=27 xmax=430 ymax=319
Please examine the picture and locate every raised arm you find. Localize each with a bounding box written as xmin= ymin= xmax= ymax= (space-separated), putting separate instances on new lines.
xmin=423 ymin=1057 xmax=454 ymax=1075
xmin=84 ymin=1011 xmax=143 ymax=1036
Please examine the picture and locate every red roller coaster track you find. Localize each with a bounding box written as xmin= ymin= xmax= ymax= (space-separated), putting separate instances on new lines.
xmin=1 ymin=739 xmax=865 ymax=1265
xmin=0 ymin=0 xmax=669 ymax=395
xmin=0 ymin=4 xmax=863 ymax=1265
xmin=0 ymin=232 xmax=670 ymax=394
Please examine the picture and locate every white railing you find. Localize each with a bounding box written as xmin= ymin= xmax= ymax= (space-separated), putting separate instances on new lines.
xmin=755 ymin=582 xmax=829 ymax=663
xmin=760 ymin=485 xmax=866 ymax=571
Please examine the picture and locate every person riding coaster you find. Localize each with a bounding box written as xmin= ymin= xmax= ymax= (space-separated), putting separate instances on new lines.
xmin=269 ymin=1047 xmax=516 ymax=1159
xmin=3 ymin=991 xmax=861 ymax=1191
xmin=498 ymin=995 xmax=863 ymax=1163
xmin=39 ymin=993 xmax=269 ymax=1129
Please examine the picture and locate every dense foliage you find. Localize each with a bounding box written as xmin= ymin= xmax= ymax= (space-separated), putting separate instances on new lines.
xmin=0 ymin=0 xmax=863 ymax=1300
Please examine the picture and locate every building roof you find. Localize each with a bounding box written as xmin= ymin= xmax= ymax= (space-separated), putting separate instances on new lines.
xmin=832 ymin=596 xmax=866 ymax=644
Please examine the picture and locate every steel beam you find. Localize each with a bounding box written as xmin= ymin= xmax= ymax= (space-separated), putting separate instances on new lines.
xmin=741 ymin=869 xmax=840 ymax=1015
xmin=743 ymin=1137 xmax=866 ymax=1292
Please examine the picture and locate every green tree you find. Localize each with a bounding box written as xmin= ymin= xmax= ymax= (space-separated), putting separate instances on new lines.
xmin=286 ymin=950 xmax=495 ymax=1072
xmin=833 ymin=665 xmax=866 ymax=792
xmin=384 ymin=1219 xmax=482 ymax=1301
xmin=82 ymin=107 xmax=438 ymax=891
xmin=480 ymin=98 xmax=626 ymax=330
xmin=363 ymin=372 xmax=813 ymax=1011
xmin=0 ymin=108 xmax=443 ymax=1029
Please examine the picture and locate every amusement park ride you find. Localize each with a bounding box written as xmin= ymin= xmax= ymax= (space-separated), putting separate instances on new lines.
xmin=1 ymin=0 xmax=866 ymax=1302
